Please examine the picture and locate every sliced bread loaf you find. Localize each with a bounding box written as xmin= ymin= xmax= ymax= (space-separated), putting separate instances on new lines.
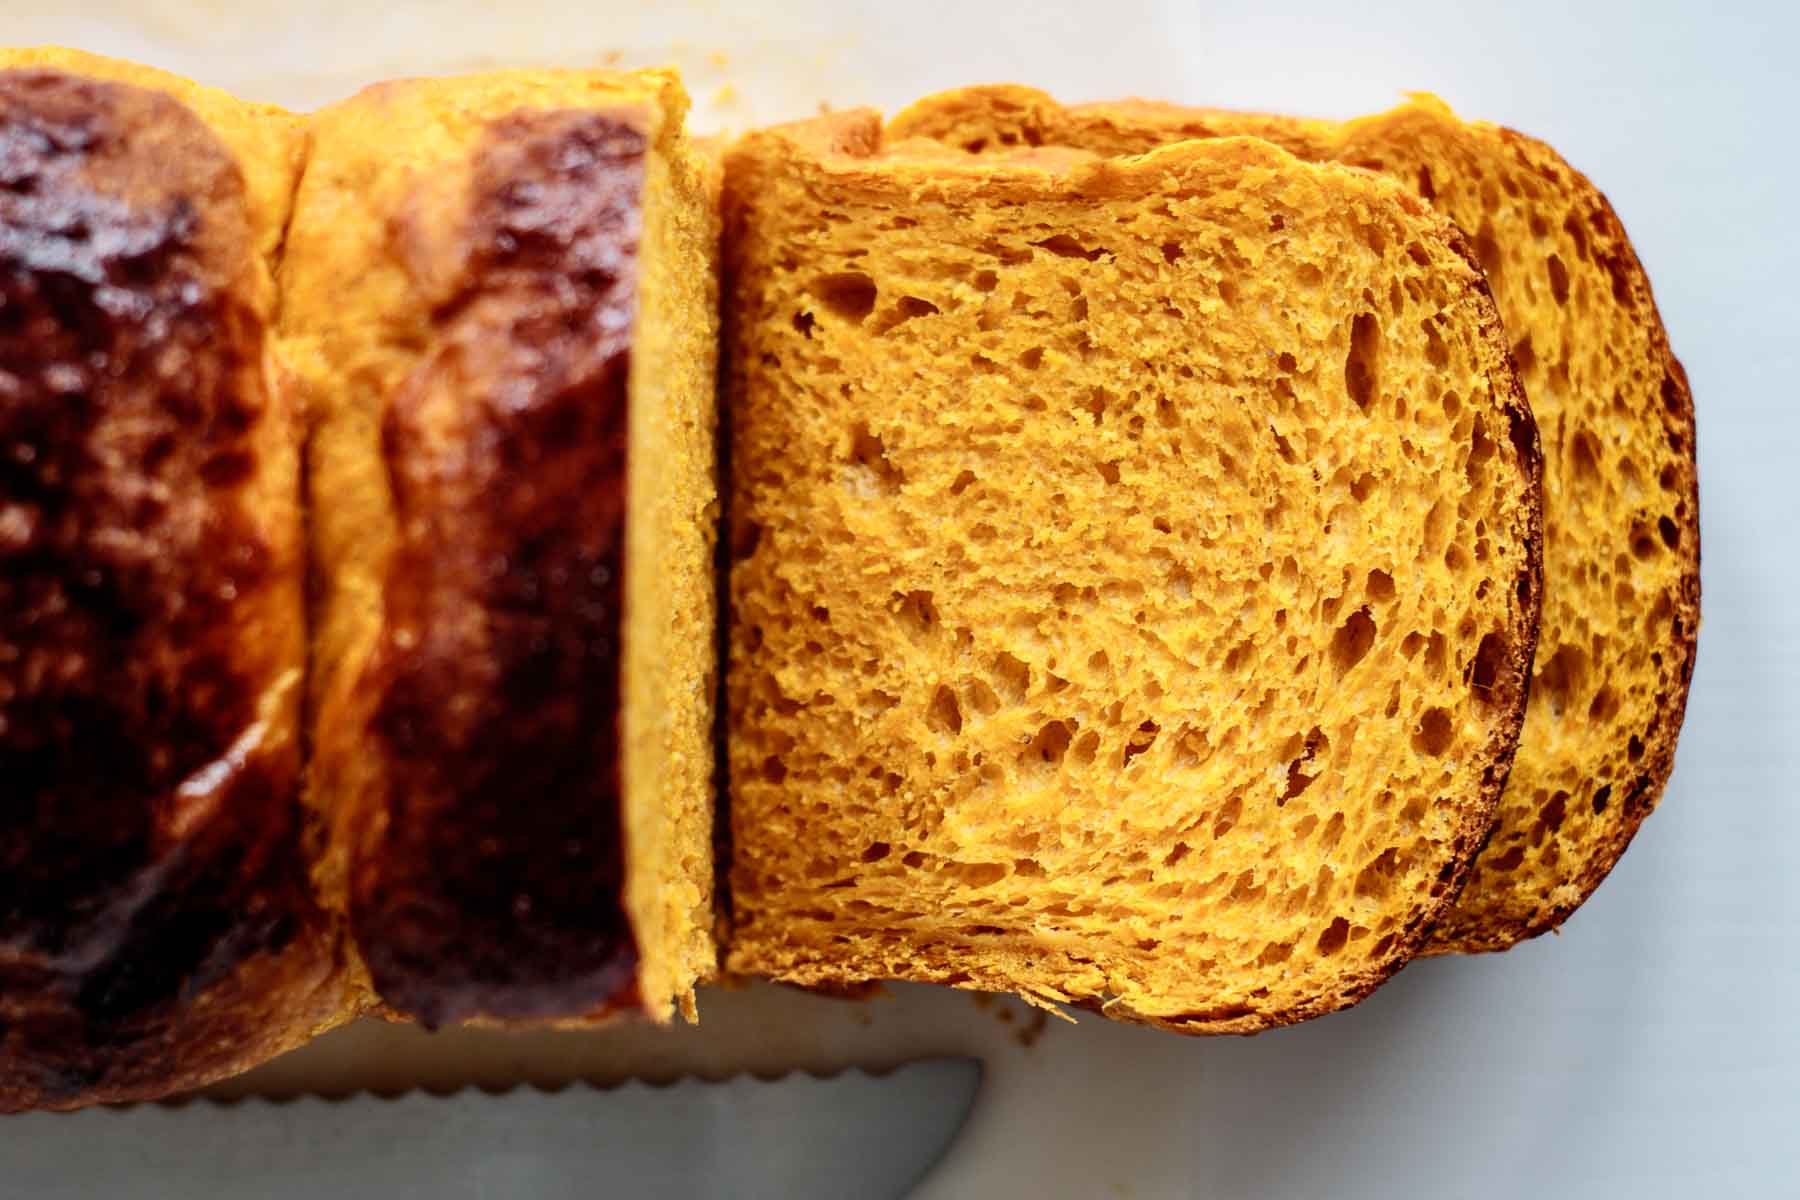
xmin=285 ymin=69 xmax=720 ymax=1026
xmin=723 ymin=109 xmax=1542 ymax=1030
xmin=892 ymin=87 xmax=1699 ymax=952
xmin=0 ymin=48 xmax=348 ymax=1109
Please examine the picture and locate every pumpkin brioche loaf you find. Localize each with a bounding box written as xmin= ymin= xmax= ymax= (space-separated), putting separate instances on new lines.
xmin=893 ymin=86 xmax=1699 ymax=952
xmin=0 ymin=48 xmax=349 ymax=1110
xmin=285 ymin=69 xmax=720 ymax=1027
xmin=723 ymin=109 xmax=1543 ymax=1031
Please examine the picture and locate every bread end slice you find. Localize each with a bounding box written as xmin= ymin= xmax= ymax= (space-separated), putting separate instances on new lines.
xmin=288 ymin=68 xmax=718 ymax=1028
xmin=0 ymin=50 xmax=348 ymax=1109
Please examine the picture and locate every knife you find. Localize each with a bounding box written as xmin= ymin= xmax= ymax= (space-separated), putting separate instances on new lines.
xmin=0 ymin=1057 xmax=982 ymax=1199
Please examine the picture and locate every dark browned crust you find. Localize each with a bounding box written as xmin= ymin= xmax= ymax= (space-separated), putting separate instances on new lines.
xmin=1422 ymin=127 xmax=1701 ymax=953
xmin=712 ymin=202 xmax=741 ymax=954
xmin=0 ymin=70 xmax=336 ymax=1110
xmin=354 ymin=109 xmax=648 ymax=1027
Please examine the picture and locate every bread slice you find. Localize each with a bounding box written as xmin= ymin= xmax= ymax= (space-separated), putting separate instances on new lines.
xmin=892 ymin=87 xmax=1700 ymax=952
xmin=0 ymin=48 xmax=348 ymax=1110
xmin=285 ymin=69 xmax=720 ymax=1026
xmin=722 ymin=109 xmax=1543 ymax=1030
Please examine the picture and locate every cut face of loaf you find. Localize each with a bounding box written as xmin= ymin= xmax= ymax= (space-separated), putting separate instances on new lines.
xmin=724 ymin=111 xmax=1543 ymax=1031
xmin=285 ymin=69 xmax=720 ymax=1026
xmin=0 ymin=49 xmax=348 ymax=1110
xmin=891 ymin=87 xmax=1700 ymax=952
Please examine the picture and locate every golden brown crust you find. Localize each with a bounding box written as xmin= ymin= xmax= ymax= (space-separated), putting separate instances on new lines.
xmin=0 ymin=68 xmax=338 ymax=1110
xmin=890 ymin=86 xmax=1336 ymax=161
xmin=351 ymin=109 xmax=649 ymax=1026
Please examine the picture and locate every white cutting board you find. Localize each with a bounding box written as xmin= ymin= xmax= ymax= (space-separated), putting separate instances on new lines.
xmin=2 ymin=2 xmax=1796 ymax=1196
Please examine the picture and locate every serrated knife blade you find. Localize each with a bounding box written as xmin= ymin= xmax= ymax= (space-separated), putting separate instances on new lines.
xmin=0 ymin=1057 xmax=982 ymax=1199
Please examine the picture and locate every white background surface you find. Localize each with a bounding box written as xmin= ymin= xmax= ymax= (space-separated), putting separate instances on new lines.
xmin=2 ymin=2 xmax=1795 ymax=1196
